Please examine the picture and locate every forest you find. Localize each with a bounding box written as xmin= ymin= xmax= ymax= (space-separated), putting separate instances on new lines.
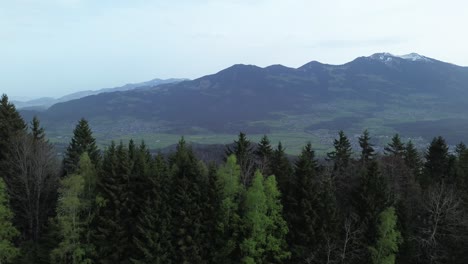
xmin=1 ymin=93 xmax=468 ymax=264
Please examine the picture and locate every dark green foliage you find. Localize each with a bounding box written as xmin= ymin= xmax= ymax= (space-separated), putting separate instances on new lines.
xmin=309 ymin=171 xmax=341 ymax=263
xmin=226 ymin=132 xmax=255 ymax=186
xmin=287 ymin=142 xmax=319 ymax=261
xmin=403 ymin=141 xmax=422 ymax=178
xmin=0 ymin=94 xmax=27 ymax=162
xmin=0 ymin=178 xmax=19 ymax=263
xmin=132 ymin=153 xmax=173 ymax=264
xmin=359 ymin=129 xmax=375 ymax=165
xmin=30 ymin=116 xmax=45 ymax=141
xmin=328 ymin=130 xmax=353 ymax=172
xmin=455 ymin=142 xmax=466 ymax=158
xmin=270 ymin=142 xmax=293 ymax=200
xmin=168 ymin=138 xmax=207 ymax=264
xmin=384 ymin=134 xmax=405 ymax=158
xmin=353 ymin=161 xmax=392 ymax=252
xmin=255 ymin=135 xmax=273 ymax=176
xmin=63 ymin=119 xmax=100 ymax=176
xmin=421 ymin=136 xmax=450 ymax=188
xmin=93 ymin=142 xmax=133 ymax=263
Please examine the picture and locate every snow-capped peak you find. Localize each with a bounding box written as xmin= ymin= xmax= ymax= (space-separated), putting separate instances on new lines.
xmin=369 ymin=52 xmax=433 ymax=63
xmin=398 ymin=53 xmax=432 ymax=62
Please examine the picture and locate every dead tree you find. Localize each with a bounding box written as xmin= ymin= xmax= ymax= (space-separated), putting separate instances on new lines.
xmin=3 ymin=133 xmax=59 ymax=242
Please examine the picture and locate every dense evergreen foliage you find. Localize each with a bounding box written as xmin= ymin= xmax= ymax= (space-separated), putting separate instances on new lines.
xmin=2 ymin=98 xmax=468 ymax=263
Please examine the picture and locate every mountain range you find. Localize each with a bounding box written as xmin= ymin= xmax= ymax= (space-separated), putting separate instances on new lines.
xmin=13 ymin=78 xmax=186 ymax=110
xmin=20 ymin=52 xmax=468 ymax=152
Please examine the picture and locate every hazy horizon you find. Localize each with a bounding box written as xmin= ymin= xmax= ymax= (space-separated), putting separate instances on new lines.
xmin=2 ymin=0 xmax=468 ymax=98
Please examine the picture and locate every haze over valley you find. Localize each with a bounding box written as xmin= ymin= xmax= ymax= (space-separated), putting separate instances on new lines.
xmin=2 ymin=1 xmax=468 ymax=264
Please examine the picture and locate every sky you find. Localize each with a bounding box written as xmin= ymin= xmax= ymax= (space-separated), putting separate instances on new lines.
xmin=1 ymin=0 xmax=468 ymax=99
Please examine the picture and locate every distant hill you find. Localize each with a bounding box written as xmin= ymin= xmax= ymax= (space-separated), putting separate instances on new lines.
xmin=20 ymin=53 xmax=468 ymax=148
xmin=14 ymin=78 xmax=186 ymax=110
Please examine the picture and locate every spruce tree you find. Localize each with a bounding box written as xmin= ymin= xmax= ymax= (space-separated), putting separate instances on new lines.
xmin=384 ymin=134 xmax=405 ymax=158
xmin=455 ymin=142 xmax=466 ymax=158
xmin=169 ymin=138 xmax=206 ymax=264
xmin=359 ymin=129 xmax=375 ymax=165
xmin=313 ymin=172 xmax=341 ymax=263
xmin=327 ymin=130 xmax=353 ymax=172
xmin=287 ymin=142 xmax=319 ymax=261
xmin=404 ymin=141 xmax=422 ymax=179
xmin=255 ymin=135 xmax=273 ymax=176
xmin=226 ymin=132 xmax=255 ymax=186
xmin=30 ymin=116 xmax=45 ymax=141
xmin=421 ymin=136 xmax=450 ymax=188
xmin=353 ymin=161 xmax=392 ymax=251
xmin=263 ymin=175 xmax=290 ymax=263
xmin=271 ymin=142 xmax=293 ymax=200
xmin=0 ymin=94 xmax=27 ymax=162
xmin=63 ymin=119 xmax=100 ymax=176
xmin=94 ymin=142 xmax=132 ymax=263
xmin=133 ymin=154 xmax=173 ymax=264
xmin=0 ymin=178 xmax=19 ymax=263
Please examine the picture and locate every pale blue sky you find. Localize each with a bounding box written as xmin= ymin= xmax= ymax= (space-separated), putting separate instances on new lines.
xmin=2 ymin=0 xmax=468 ymax=99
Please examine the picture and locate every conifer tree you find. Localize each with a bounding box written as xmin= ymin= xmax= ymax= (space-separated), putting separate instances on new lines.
xmin=271 ymin=142 xmax=293 ymax=200
xmin=327 ymin=130 xmax=353 ymax=172
xmin=255 ymin=135 xmax=273 ymax=176
xmin=384 ymin=134 xmax=405 ymax=158
xmin=30 ymin=116 xmax=45 ymax=142
xmin=369 ymin=207 xmax=402 ymax=264
xmin=226 ymin=132 xmax=255 ymax=186
xmin=133 ymin=154 xmax=173 ymax=264
xmin=359 ymin=129 xmax=375 ymax=165
xmin=0 ymin=178 xmax=19 ymax=264
xmin=421 ymin=136 xmax=450 ymax=188
xmin=455 ymin=142 xmax=466 ymax=158
xmin=287 ymin=142 xmax=319 ymax=261
xmin=169 ymin=138 xmax=206 ymax=264
xmin=312 ymin=172 xmax=341 ymax=263
xmin=0 ymin=94 xmax=27 ymax=162
xmin=353 ymin=161 xmax=392 ymax=251
xmin=202 ymin=163 xmax=222 ymax=263
xmin=263 ymin=175 xmax=290 ymax=263
xmin=94 ymin=142 xmax=133 ymax=263
xmin=126 ymin=141 xmax=150 ymax=260
xmin=63 ymin=119 xmax=100 ymax=176
xmin=404 ymin=141 xmax=422 ymax=179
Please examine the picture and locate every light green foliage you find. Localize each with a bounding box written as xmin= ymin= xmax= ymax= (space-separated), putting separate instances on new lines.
xmin=241 ymin=171 xmax=289 ymax=264
xmin=216 ymin=155 xmax=243 ymax=262
xmin=241 ymin=171 xmax=268 ymax=264
xmin=51 ymin=154 xmax=95 ymax=264
xmin=0 ymin=178 xmax=19 ymax=264
xmin=369 ymin=207 xmax=402 ymax=264
xmin=51 ymin=174 xmax=89 ymax=264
